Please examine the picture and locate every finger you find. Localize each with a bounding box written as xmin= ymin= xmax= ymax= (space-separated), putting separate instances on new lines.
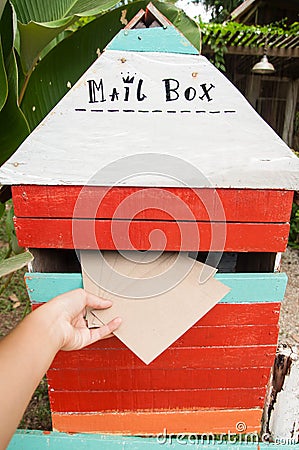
xmin=84 ymin=291 xmax=113 ymax=310
xmin=88 ymin=317 xmax=122 ymax=344
xmin=50 ymin=289 xmax=113 ymax=317
xmin=72 ymin=314 xmax=87 ymax=328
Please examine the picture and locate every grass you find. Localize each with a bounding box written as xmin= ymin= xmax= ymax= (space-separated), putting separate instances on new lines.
xmin=0 ymin=203 xmax=51 ymax=430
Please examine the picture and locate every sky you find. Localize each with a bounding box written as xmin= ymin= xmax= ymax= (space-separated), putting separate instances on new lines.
xmin=176 ymin=0 xmax=212 ymax=21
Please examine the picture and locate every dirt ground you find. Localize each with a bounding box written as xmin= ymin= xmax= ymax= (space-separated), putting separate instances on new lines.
xmin=279 ymin=247 xmax=299 ymax=345
xmin=0 ymin=268 xmax=52 ymax=430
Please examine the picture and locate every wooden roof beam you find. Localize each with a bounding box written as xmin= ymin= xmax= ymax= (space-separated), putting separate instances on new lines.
xmin=230 ymin=0 xmax=258 ymax=21
xmin=124 ymin=3 xmax=171 ymax=30
xmin=210 ymin=46 xmax=299 ymax=58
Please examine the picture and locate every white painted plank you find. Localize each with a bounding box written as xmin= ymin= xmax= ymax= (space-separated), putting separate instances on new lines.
xmin=0 ymin=50 xmax=298 ymax=189
xmin=269 ymin=349 xmax=299 ymax=444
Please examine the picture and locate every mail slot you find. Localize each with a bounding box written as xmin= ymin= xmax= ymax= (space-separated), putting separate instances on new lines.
xmin=0 ymin=3 xmax=298 ymax=437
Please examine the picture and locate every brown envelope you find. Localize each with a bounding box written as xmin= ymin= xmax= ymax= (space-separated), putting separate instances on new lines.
xmin=81 ymin=251 xmax=230 ymax=364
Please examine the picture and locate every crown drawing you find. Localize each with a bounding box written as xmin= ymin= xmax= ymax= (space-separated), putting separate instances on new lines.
xmin=122 ymin=75 xmax=135 ymax=84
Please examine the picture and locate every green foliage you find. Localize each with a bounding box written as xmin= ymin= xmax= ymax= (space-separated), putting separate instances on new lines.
xmin=0 ymin=203 xmax=33 ymax=296
xmin=0 ymin=0 xmax=200 ymax=160
xmin=197 ymin=0 xmax=242 ymax=23
xmin=0 ymin=251 xmax=34 ymax=278
xmin=289 ymin=202 xmax=299 ymax=249
xmin=201 ymin=19 xmax=299 ymax=43
xmin=0 ymin=0 xmax=200 ymax=293
xmin=199 ymin=20 xmax=299 ymax=70
xmin=0 ymin=1 xmax=30 ymax=165
xmin=11 ymin=0 xmax=124 ymax=74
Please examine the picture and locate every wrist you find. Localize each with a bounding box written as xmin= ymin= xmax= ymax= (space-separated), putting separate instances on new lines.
xmin=29 ymin=302 xmax=65 ymax=353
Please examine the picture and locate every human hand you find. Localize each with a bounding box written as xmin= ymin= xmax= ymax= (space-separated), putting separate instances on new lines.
xmin=40 ymin=289 xmax=121 ymax=351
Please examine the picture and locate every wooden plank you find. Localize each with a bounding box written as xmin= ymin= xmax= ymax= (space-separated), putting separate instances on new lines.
xmin=25 ymin=272 xmax=287 ymax=304
xmin=15 ymin=218 xmax=290 ymax=251
xmin=124 ymin=8 xmax=146 ymax=29
xmin=144 ymin=4 xmax=173 ymax=29
xmin=130 ymin=324 xmax=275 ymax=347
xmin=181 ymin=323 xmax=279 ymax=346
xmin=47 ymin=366 xmax=271 ymax=391
xmin=52 ymin=409 xmax=262 ymax=434
xmin=106 ymin=27 xmax=199 ymax=55
xmin=282 ymin=79 xmax=299 ymax=146
xmin=32 ymin=302 xmax=281 ymax=325
xmin=9 ymin=409 xmax=265 ymax=441
xmin=12 ymin=186 xmax=293 ymax=222
xmin=73 ymin=324 xmax=278 ymax=348
xmin=224 ymin=45 xmax=299 ymax=58
xmin=26 ymin=274 xmax=83 ymax=303
xmin=51 ymin=345 xmax=277 ymax=370
xmin=215 ymin=273 xmax=286 ymax=303
xmin=199 ymin=303 xmax=280 ymax=325
xmin=269 ymin=355 xmax=299 ymax=444
xmin=48 ymin=324 xmax=279 ymax=349
xmin=9 ymin=430 xmax=276 ymax=450
xmin=49 ymin=387 xmax=266 ymax=412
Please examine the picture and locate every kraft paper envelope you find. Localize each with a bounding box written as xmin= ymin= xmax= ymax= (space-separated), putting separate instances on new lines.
xmin=81 ymin=251 xmax=230 ymax=364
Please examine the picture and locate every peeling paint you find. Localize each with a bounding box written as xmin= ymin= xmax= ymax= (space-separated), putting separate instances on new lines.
xmin=120 ymin=9 xmax=128 ymax=25
xmin=263 ymin=345 xmax=299 ymax=443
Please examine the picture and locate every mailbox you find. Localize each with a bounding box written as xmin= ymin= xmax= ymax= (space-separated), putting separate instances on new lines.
xmin=0 ymin=3 xmax=298 ymax=437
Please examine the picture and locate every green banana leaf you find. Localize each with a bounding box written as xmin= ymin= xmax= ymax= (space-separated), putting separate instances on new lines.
xmin=0 ymin=40 xmax=8 ymax=110
xmin=21 ymin=0 xmax=201 ymax=130
xmin=21 ymin=0 xmax=148 ymax=129
xmin=155 ymin=1 xmax=201 ymax=51
xmin=18 ymin=17 xmax=75 ymax=74
xmin=0 ymin=2 xmax=29 ymax=165
xmin=0 ymin=0 xmax=6 ymax=18
xmin=0 ymin=251 xmax=33 ymax=278
xmin=11 ymin=0 xmax=122 ymax=22
xmin=11 ymin=0 xmax=122 ymax=74
xmin=0 ymin=0 xmax=8 ymax=110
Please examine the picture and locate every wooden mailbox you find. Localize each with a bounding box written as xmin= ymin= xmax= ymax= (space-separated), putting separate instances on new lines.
xmin=1 ymin=4 xmax=299 ymax=437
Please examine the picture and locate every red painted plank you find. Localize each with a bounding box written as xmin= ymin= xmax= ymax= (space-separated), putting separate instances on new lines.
xmin=14 ymin=218 xmax=289 ymax=251
xmin=32 ymin=302 xmax=281 ymax=326
xmin=165 ymin=325 xmax=279 ymax=346
xmin=41 ymin=325 xmax=279 ymax=351
xmin=49 ymin=387 xmax=266 ymax=412
xmin=85 ymin=325 xmax=279 ymax=349
xmin=50 ymin=324 xmax=277 ymax=350
xmin=47 ymin=366 xmax=271 ymax=391
xmin=12 ymin=185 xmax=293 ymax=223
xmin=52 ymin=345 xmax=277 ymax=370
xmin=198 ymin=303 xmax=280 ymax=326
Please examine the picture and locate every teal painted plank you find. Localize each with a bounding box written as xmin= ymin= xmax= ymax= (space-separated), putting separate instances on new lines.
xmin=25 ymin=273 xmax=83 ymax=303
xmin=25 ymin=272 xmax=287 ymax=304
xmin=215 ymin=272 xmax=287 ymax=304
xmin=106 ymin=27 xmax=198 ymax=54
xmin=8 ymin=430 xmax=299 ymax=449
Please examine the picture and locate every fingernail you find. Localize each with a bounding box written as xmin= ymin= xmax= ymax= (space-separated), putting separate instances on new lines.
xmin=114 ymin=317 xmax=122 ymax=324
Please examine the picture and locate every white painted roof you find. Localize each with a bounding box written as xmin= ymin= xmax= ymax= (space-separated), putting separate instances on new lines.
xmin=1 ymin=50 xmax=298 ymax=189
